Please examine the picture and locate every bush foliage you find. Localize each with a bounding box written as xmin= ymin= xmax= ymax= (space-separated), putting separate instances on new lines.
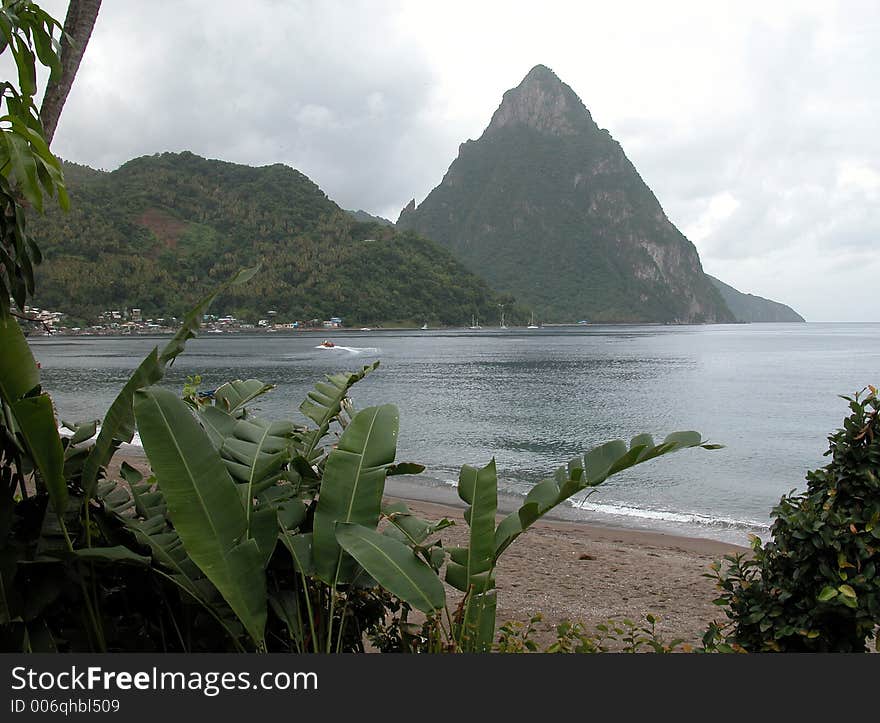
xmin=708 ymin=387 xmax=880 ymax=652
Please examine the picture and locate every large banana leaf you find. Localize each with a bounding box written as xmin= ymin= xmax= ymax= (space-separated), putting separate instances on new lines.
xmin=0 ymin=317 xmax=67 ymax=515
xmin=96 ymin=477 xmax=244 ymax=646
xmin=444 ymin=461 xmax=499 ymax=652
xmin=99 ymin=476 xmax=203 ymax=593
xmin=312 ymin=404 xmax=398 ymax=585
xmin=0 ymin=315 xmax=38 ymax=403
xmin=213 ymin=379 xmax=275 ymax=415
xmin=196 ymin=403 xmax=298 ymax=564
xmin=80 ymin=265 xmax=259 ymax=498
xmin=12 ymin=395 xmax=66 ymax=515
xmin=198 ymin=405 xmax=237 ymax=449
xmin=382 ymin=501 xmax=454 ymax=549
xmin=336 ymin=523 xmax=445 ymax=614
xmin=446 ymin=460 xmax=497 ymax=594
xmin=458 ymin=591 xmax=497 ymax=653
xmin=296 ymin=362 xmax=378 ymax=461
xmin=133 ymin=386 xmax=268 ymax=648
xmin=494 ymin=432 xmax=721 ymax=558
xmin=218 ymin=417 xmax=296 ymax=498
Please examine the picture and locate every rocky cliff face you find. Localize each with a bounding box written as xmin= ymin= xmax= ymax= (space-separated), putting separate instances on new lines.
xmin=397 ymin=65 xmax=734 ymax=323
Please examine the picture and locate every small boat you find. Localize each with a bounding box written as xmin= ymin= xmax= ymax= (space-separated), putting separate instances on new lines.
xmin=420 ymin=323 xmax=428 ymax=331
xmin=527 ymin=312 xmax=539 ymax=329
xmin=320 ymin=339 xmax=335 ymax=348
xmin=469 ymin=315 xmax=482 ymax=330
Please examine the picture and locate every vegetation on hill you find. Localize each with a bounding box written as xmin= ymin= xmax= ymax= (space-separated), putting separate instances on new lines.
xmin=708 ymin=275 xmax=805 ymax=323
xmin=28 ymin=152 xmax=508 ymax=326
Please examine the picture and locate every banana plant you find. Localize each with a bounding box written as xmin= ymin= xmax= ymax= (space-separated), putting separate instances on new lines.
xmin=95 ymin=465 xmax=247 ymax=649
xmin=312 ymin=403 xmax=400 ymax=587
xmin=340 ymin=431 xmax=721 ymax=652
xmin=445 ymin=460 xmax=498 ymax=651
xmin=132 ymin=386 xmax=270 ymax=649
xmin=454 ymin=431 xmax=720 ymax=652
xmin=295 ymin=362 xmax=379 ymax=464
xmin=0 ymin=315 xmax=67 ymax=518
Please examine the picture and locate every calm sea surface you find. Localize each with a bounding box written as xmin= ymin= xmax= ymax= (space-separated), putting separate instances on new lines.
xmin=28 ymin=323 xmax=880 ymax=544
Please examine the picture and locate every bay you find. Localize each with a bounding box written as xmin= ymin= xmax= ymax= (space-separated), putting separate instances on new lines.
xmin=28 ymin=322 xmax=880 ymax=544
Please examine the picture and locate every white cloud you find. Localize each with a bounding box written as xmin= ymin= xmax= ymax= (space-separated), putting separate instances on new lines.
xmin=837 ymin=162 xmax=880 ymax=199
xmin=684 ymin=193 xmax=741 ymax=245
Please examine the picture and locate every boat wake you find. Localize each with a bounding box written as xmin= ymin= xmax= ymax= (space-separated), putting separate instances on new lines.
xmin=315 ymin=345 xmax=379 ymax=354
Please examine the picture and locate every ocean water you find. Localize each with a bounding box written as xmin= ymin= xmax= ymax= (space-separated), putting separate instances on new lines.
xmin=29 ymin=323 xmax=880 ymax=545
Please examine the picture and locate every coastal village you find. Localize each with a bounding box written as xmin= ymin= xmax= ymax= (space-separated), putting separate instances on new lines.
xmin=21 ymin=304 xmax=346 ymax=336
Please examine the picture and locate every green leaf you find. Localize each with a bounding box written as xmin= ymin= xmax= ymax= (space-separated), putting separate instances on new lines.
xmin=12 ymin=395 xmax=66 ymax=515
xmin=13 ymin=36 xmax=36 ymax=96
xmin=446 ymin=459 xmax=497 ymax=593
xmin=837 ymin=584 xmax=857 ymax=600
xmin=213 ymin=379 xmax=275 ymax=414
xmin=382 ymin=503 xmax=454 ymax=546
xmin=494 ymin=431 xmax=717 ymax=558
xmin=0 ymin=316 xmax=39 ymax=402
xmin=458 ymin=591 xmax=497 ymax=653
xmin=296 ymin=362 xmax=378 ymax=460
xmin=65 ymin=419 xmax=98 ymax=446
xmin=312 ymin=404 xmax=399 ymax=585
xmin=73 ymin=546 xmax=150 ymax=565
xmin=277 ymin=498 xmax=307 ymax=531
xmin=133 ymin=386 xmax=267 ymax=648
xmin=5 ymin=129 xmax=41 ymax=211
xmin=198 ymin=405 xmax=237 ymax=449
xmin=220 ymin=417 xmax=295 ymax=498
xmin=96 ymin=478 xmax=245 ymax=647
xmin=280 ymin=530 xmax=315 ymax=577
xmin=30 ymin=23 xmax=59 ymax=78
xmin=336 ymin=523 xmax=445 ymax=614
xmin=119 ymin=460 xmax=144 ymax=487
xmin=817 ymin=586 xmax=838 ymax=603
xmin=80 ymin=349 xmax=163 ymax=498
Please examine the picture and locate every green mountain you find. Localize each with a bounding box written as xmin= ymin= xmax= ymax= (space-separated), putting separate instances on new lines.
xmin=397 ymin=64 xmax=734 ymax=324
xmin=708 ymin=275 xmax=805 ymax=322
xmin=28 ymin=152 xmax=505 ymax=326
xmin=345 ymin=209 xmax=394 ymax=226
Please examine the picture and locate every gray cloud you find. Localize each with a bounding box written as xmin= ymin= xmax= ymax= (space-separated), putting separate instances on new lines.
xmin=47 ymin=0 xmax=446 ymax=217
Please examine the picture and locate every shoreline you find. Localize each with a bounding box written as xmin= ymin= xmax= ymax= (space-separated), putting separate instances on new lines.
xmin=110 ymin=450 xmax=746 ymax=647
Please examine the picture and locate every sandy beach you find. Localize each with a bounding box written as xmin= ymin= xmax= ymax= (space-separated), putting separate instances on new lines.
xmin=389 ymin=496 xmax=743 ymax=648
xmin=110 ymin=452 xmax=746 ymax=649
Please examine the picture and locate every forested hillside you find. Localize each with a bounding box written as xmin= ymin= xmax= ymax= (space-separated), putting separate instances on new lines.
xmin=28 ymin=152 xmax=507 ymax=325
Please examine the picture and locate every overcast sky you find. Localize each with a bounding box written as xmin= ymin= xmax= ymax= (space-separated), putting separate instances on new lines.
xmin=38 ymin=0 xmax=879 ymax=321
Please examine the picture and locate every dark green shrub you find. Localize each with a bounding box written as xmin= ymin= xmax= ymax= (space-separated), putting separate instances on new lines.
xmin=708 ymin=387 xmax=880 ymax=652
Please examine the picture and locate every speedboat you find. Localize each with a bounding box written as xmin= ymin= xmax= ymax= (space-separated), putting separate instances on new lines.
xmin=320 ymin=339 xmax=335 ymax=348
